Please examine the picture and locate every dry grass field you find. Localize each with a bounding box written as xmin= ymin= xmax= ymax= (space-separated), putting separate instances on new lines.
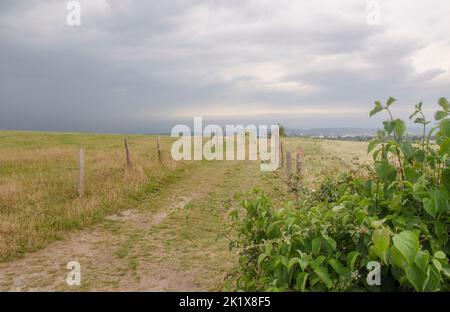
xmin=282 ymin=137 xmax=370 ymax=187
xmin=0 ymin=131 xmax=194 ymax=261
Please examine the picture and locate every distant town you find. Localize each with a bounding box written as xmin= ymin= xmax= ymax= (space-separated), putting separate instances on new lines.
xmin=286 ymin=128 xmax=425 ymax=141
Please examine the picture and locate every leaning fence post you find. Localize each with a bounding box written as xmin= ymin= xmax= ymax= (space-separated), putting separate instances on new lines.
xmin=286 ymin=151 xmax=292 ymax=179
xmin=124 ymin=138 xmax=132 ymax=168
xmin=79 ymin=148 xmax=84 ymax=198
xmin=157 ymin=136 xmax=162 ymax=164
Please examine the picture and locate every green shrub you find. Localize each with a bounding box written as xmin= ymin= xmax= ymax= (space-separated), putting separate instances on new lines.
xmin=231 ymin=98 xmax=450 ymax=291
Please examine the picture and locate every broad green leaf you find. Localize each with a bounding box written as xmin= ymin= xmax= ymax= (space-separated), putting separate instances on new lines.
xmin=266 ymin=220 xmax=282 ymax=236
xmin=383 ymin=120 xmax=393 ymax=133
xmin=400 ymin=142 xmax=415 ymax=160
xmin=287 ymin=257 xmax=300 ymax=270
xmin=442 ymin=168 xmax=450 ymax=192
xmin=434 ymin=251 xmax=446 ymax=260
xmin=439 ymin=118 xmax=450 ymax=137
xmin=439 ymin=137 xmax=450 ymax=155
xmin=280 ymin=256 xmax=288 ymax=268
xmin=387 ymin=139 xmax=399 ymax=147
xmin=374 ymin=161 xmax=397 ymax=182
xmin=412 ymin=177 xmax=429 ymax=200
xmin=424 ymin=265 xmax=441 ymax=291
xmin=313 ymin=266 xmax=332 ymax=289
xmin=414 ymin=149 xmax=425 ymax=163
xmin=311 ymin=255 xmax=326 ymax=269
xmin=322 ymin=233 xmax=337 ymax=251
xmin=433 ymin=221 xmax=447 ymax=241
xmin=265 ymin=242 xmax=273 ymax=254
xmin=298 ymin=259 xmax=309 ymax=271
xmin=394 ymin=119 xmax=406 ymax=137
xmin=328 ymin=259 xmax=345 ymax=274
xmin=372 ymin=228 xmax=391 ymax=259
xmin=414 ymin=117 xmax=425 ymax=124
xmin=406 ymin=264 xmax=427 ymax=291
xmin=370 ymin=218 xmax=386 ymax=228
xmin=296 ymin=272 xmax=308 ymax=291
xmin=386 ymin=96 xmax=396 ymax=107
xmin=441 ymin=267 xmax=450 ymax=279
xmin=433 ymin=188 xmax=448 ymax=216
xmin=432 ymin=259 xmax=442 ymax=271
xmin=389 ymin=245 xmax=409 ymax=268
xmin=346 ymin=251 xmax=359 ymax=270
xmin=435 ymin=110 xmax=448 ymax=121
xmin=258 ymin=253 xmax=267 ymax=266
xmin=272 ymin=257 xmax=282 ymax=269
xmin=424 ymin=188 xmax=448 ymax=218
xmin=368 ymin=138 xmax=380 ymax=153
xmin=423 ymin=197 xmax=437 ymax=219
xmin=372 ymin=148 xmax=381 ymax=161
xmin=404 ymin=166 xmax=420 ymax=182
xmin=392 ymin=231 xmax=419 ymax=265
xmin=438 ymin=97 xmax=449 ymax=112
xmin=370 ymin=101 xmax=383 ymax=117
xmin=309 ymin=276 xmax=320 ymax=287
xmin=364 ymin=180 xmax=373 ymax=197
xmin=415 ymin=251 xmax=429 ymax=273
xmin=389 ymin=194 xmax=403 ymax=212
xmin=312 ymin=237 xmax=322 ymax=255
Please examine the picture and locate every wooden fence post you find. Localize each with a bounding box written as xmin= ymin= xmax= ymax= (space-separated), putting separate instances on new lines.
xmin=286 ymin=151 xmax=292 ymax=179
xmin=124 ymin=138 xmax=132 ymax=168
xmin=295 ymin=146 xmax=304 ymax=193
xmin=157 ymin=136 xmax=162 ymax=164
xmin=79 ymin=148 xmax=84 ymax=198
xmin=280 ymin=141 xmax=284 ymax=169
xmin=296 ymin=146 xmax=304 ymax=177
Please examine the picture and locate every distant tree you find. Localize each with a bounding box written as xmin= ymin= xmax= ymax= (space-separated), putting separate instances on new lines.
xmin=278 ymin=123 xmax=287 ymax=137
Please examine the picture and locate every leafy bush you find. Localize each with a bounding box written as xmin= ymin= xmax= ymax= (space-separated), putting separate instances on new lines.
xmin=230 ymin=98 xmax=450 ymax=291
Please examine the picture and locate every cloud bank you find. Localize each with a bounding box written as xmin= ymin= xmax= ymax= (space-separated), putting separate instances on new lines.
xmin=1 ymin=0 xmax=449 ymax=132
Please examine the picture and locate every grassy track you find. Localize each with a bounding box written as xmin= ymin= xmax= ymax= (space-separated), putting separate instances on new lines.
xmin=0 ymin=159 xmax=265 ymax=291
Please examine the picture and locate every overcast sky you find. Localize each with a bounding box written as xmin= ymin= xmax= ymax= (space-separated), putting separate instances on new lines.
xmin=1 ymin=0 xmax=449 ymax=133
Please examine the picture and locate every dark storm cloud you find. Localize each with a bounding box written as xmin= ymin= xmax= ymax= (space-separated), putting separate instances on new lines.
xmin=0 ymin=0 xmax=449 ymax=132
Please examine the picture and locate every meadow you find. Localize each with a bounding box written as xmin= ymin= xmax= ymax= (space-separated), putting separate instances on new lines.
xmin=0 ymin=131 xmax=367 ymax=290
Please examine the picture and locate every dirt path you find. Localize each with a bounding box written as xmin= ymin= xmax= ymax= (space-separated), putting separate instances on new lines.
xmin=0 ymin=160 xmax=263 ymax=291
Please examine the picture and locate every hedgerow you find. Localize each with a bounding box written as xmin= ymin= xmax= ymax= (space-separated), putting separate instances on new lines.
xmin=230 ymin=98 xmax=450 ymax=291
